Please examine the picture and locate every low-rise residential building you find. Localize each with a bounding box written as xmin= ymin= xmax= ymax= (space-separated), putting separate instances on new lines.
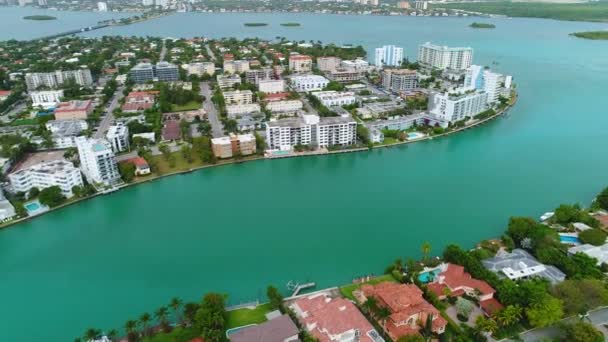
xmin=426 ymin=263 xmax=503 ymax=315
xmin=237 ymin=114 xmax=264 ymax=131
xmin=184 ymin=62 xmax=215 ymax=76
xmin=76 ymin=137 xmax=121 ymax=186
xmin=30 ymin=90 xmax=64 ymax=109
xmin=54 ymin=100 xmax=94 ymax=120
xmin=223 ymin=90 xmax=253 ymax=104
xmin=265 ymin=100 xmax=303 ymax=116
xmin=325 ymin=68 xmax=365 ymax=83
xmin=258 ymin=79 xmax=285 ymax=94
xmin=106 ymin=124 xmax=130 ymax=153
xmin=382 ymin=69 xmax=418 ymax=92
xmin=217 ymin=74 xmax=242 ymax=89
xmin=211 ymin=133 xmax=257 ymax=158
xmin=317 ymin=56 xmax=342 ymax=72
xmin=226 ymin=103 xmax=262 ymax=118
xmin=290 ymin=293 xmax=382 ymax=342
xmin=358 ymin=282 xmax=447 ymax=340
xmin=122 ymin=157 xmax=151 ymax=176
xmin=224 ymin=60 xmax=250 ymax=74
xmin=122 ymin=91 xmax=156 ymax=113
xmin=229 ymin=314 xmax=299 ymax=342
xmin=483 ymin=248 xmax=566 ymax=284
xmin=290 ymin=75 xmax=329 ymax=92
xmin=289 ymin=55 xmax=313 ymax=73
xmin=266 ymin=116 xmax=314 ymax=151
xmin=312 ymin=91 xmax=356 ymax=107
xmin=161 ymin=120 xmax=180 ymax=141
xmin=155 ymin=61 xmax=180 ymax=82
xmin=8 ymin=160 xmax=83 ymax=198
xmin=370 ymin=128 xmax=384 ymax=143
xmin=356 ymin=101 xmax=407 ymax=119
xmin=0 ymin=189 xmax=16 ymax=221
xmin=266 ymin=114 xmax=356 ymax=150
xmin=245 ymin=68 xmax=274 ymax=84
xmin=0 ymin=90 xmax=11 ymax=102
xmin=132 ymin=132 xmax=155 ymax=143
xmin=340 ymin=59 xmax=370 ymax=72
xmin=428 ymin=90 xmax=488 ymax=123
xmin=45 ymin=119 xmax=88 ymax=148
xmin=130 ymin=62 xmax=179 ymax=83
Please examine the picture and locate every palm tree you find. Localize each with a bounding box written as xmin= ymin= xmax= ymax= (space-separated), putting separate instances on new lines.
xmin=154 ymin=306 xmax=169 ymax=330
xmin=106 ymin=329 xmax=118 ymax=341
xmin=83 ymin=328 xmax=101 ymax=341
xmin=139 ymin=313 xmax=151 ymax=337
xmin=495 ymin=305 xmax=522 ymax=328
xmin=421 ymin=242 xmax=431 ymax=262
xmin=124 ymin=319 xmax=138 ymax=342
xmin=183 ymin=302 xmax=200 ymax=326
xmin=169 ymin=297 xmax=183 ymax=324
xmin=475 ymin=315 xmax=498 ymax=335
xmin=363 ymin=296 xmax=378 ymax=314
xmin=377 ymin=306 xmax=391 ymax=326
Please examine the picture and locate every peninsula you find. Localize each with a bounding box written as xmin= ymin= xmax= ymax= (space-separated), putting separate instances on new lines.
xmin=0 ymin=37 xmax=515 ymax=232
xmin=23 ymin=15 xmax=57 ymax=21
xmin=570 ymin=31 xmax=608 ymax=40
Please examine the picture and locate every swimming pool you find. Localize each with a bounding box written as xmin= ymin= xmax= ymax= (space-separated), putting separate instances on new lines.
xmin=25 ymin=202 xmax=40 ymax=212
xmin=407 ymin=132 xmax=425 ymax=140
xmin=24 ymin=200 xmax=49 ymax=216
xmin=418 ymin=268 xmax=442 ymax=283
xmin=559 ymin=234 xmax=581 ymax=244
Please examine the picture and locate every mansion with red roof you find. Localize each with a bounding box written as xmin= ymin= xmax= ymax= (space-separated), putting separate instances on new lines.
xmin=290 ymin=293 xmax=384 ymax=342
xmin=426 ymin=263 xmax=504 ymax=316
xmin=357 ymin=282 xmax=447 ymax=340
xmin=122 ymin=91 xmax=157 ymax=113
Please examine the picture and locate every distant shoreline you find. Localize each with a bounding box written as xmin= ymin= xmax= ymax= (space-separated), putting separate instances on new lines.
xmin=570 ymin=31 xmax=608 ymax=40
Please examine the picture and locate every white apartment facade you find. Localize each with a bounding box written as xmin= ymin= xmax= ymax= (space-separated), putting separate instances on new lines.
xmin=76 ymin=137 xmax=121 ymax=186
xmin=223 ymin=60 xmax=250 ymax=74
xmin=223 ymin=90 xmax=253 ymax=104
xmin=25 ymin=69 xmax=93 ymax=90
xmin=30 ymin=90 xmax=64 ymax=109
xmin=258 ymin=79 xmax=285 ymax=94
xmin=289 ymin=55 xmax=313 ymax=73
xmin=417 ymin=42 xmax=473 ymax=70
xmin=317 ymin=57 xmax=342 ymax=72
xmin=106 ymin=124 xmax=130 ymax=153
xmin=217 ymin=74 xmax=241 ymax=89
xmin=266 ymin=117 xmax=314 ymax=151
xmin=185 ymin=62 xmax=215 ymax=76
xmin=311 ymin=91 xmax=356 ymax=107
xmin=46 ymin=119 xmax=88 ymax=148
xmin=429 ymin=91 xmax=488 ymax=122
xmin=226 ymin=103 xmax=261 ymax=118
xmin=375 ymin=45 xmax=404 ymax=67
xmin=265 ymin=100 xmax=303 ymax=115
xmin=465 ymin=65 xmax=512 ymax=104
xmin=290 ymin=75 xmax=330 ymax=92
xmin=9 ymin=160 xmax=83 ymax=198
xmin=381 ymin=69 xmax=418 ymax=92
xmin=266 ymin=114 xmax=357 ymax=150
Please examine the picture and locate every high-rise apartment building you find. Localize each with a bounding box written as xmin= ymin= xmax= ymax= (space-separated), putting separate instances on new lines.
xmin=417 ymin=42 xmax=473 ymax=70
xmin=375 ymin=45 xmax=404 ymax=67
xmin=76 ymin=137 xmax=121 ymax=186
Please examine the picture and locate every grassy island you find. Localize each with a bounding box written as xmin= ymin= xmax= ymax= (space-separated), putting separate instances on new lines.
xmin=570 ymin=31 xmax=608 ymax=40
xmin=244 ymin=22 xmax=268 ymax=27
xmin=470 ymin=22 xmax=495 ymax=29
xmin=23 ymin=15 xmax=57 ymax=21
xmin=280 ymin=22 xmax=301 ymax=27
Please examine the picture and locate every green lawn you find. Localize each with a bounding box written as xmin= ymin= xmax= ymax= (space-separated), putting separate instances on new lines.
xmin=225 ymin=303 xmax=273 ymax=329
xmin=340 ymin=274 xmax=397 ymax=301
xmin=142 ymin=326 xmax=199 ymax=342
xmin=170 ymin=101 xmax=201 ymax=112
xmin=149 ymin=149 xmax=204 ymax=175
xmin=10 ymin=118 xmax=38 ymax=126
xmin=377 ymin=137 xmax=399 ymax=146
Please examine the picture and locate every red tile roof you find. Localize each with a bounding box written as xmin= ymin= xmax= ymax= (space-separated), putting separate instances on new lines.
xmin=594 ymin=214 xmax=608 ymax=228
xmin=55 ymin=100 xmax=93 ymax=113
xmin=480 ymin=298 xmax=504 ymax=316
xmin=162 ymin=120 xmax=181 ymax=141
xmin=292 ymin=294 xmax=377 ymax=342
xmin=123 ymin=157 xmax=150 ymax=169
xmin=122 ymin=102 xmax=153 ymax=112
xmin=437 ymin=264 xmax=495 ymax=296
xmin=0 ymin=90 xmax=11 ymax=96
xmin=290 ymin=55 xmax=312 ymax=61
xmin=361 ymin=282 xmax=446 ymax=339
xmin=264 ymin=92 xmax=290 ymax=102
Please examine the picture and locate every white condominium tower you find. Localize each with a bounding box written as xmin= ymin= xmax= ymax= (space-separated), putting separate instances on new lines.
xmin=76 ymin=137 xmax=121 ymax=186
xmin=25 ymin=69 xmax=94 ymax=90
xmin=417 ymin=42 xmax=473 ymax=70
xmin=375 ymin=45 xmax=404 ymax=68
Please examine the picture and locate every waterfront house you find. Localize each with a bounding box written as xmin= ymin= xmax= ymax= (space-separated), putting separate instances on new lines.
xmin=357 ymin=282 xmax=447 ymax=339
xmin=290 ymin=293 xmax=383 ymax=342
xmin=482 ymin=249 xmax=565 ymax=284
xmin=426 ymin=263 xmax=503 ymax=316
xmin=229 ymin=314 xmax=299 ymax=342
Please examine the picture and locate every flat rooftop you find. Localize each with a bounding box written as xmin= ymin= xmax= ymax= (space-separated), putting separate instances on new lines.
xmin=11 ymin=150 xmax=67 ymax=173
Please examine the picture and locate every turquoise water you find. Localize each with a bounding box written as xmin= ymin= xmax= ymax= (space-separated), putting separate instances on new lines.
xmin=0 ymin=10 xmax=608 ymax=342
xmin=418 ymin=268 xmax=442 ymax=283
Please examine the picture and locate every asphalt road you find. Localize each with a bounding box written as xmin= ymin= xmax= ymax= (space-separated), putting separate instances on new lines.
xmin=94 ymin=87 xmax=123 ymax=139
xmin=200 ymin=81 xmax=224 ymax=138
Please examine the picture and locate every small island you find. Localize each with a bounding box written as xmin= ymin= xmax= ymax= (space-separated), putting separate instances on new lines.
xmin=244 ymin=22 xmax=269 ymax=27
xmin=280 ymin=22 xmax=301 ymax=27
xmin=570 ymin=31 xmax=608 ymax=40
xmin=23 ymin=15 xmax=57 ymax=21
xmin=469 ymin=22 xmax=495 ymax=29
